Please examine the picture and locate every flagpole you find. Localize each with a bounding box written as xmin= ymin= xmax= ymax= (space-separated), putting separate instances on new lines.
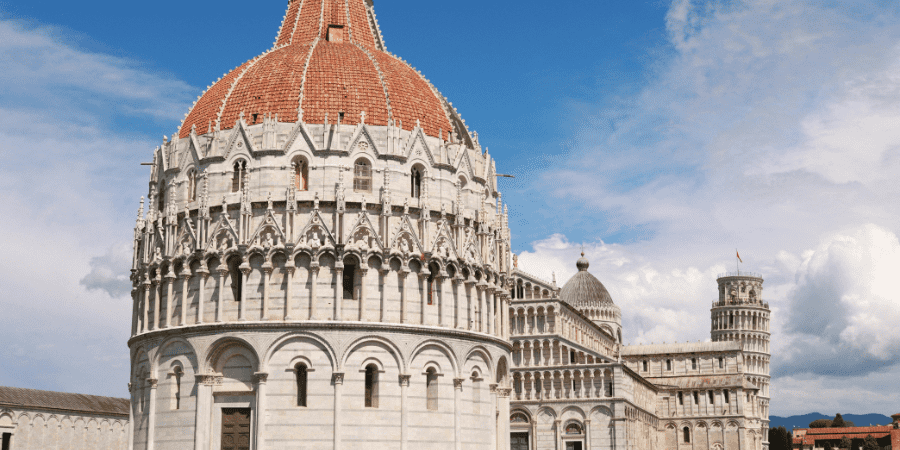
xmin=736 ymin=249 xmax=739 ymax=275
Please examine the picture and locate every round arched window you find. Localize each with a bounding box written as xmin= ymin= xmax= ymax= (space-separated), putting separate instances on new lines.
xmin=565 ymin=422 xmax=582 ymax=435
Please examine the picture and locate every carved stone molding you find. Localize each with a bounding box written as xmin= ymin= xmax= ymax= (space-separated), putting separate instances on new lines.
xmin=453 ymin=378 xmax=465 ymax=389
xmin=253 ymin=372 xmax=269 ymax=384
xmin=398 ymin=374 xmax=411 ymax=387
xmin=333 ymin=372 xmax=345 ymax=385
xmin=146 ymin=378 xmax=159 ymax=389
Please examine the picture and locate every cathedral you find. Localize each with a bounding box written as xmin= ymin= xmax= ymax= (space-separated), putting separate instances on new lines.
xmin=115 ymin=1 xmax=773 ymax=450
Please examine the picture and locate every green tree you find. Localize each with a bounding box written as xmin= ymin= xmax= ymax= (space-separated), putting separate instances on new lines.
xmin=862 ymin=435 xmax=879 ymax=450
xmin=769 ymin=426 xmax=793 ymax=450
xmin=832 ymin=414 xmax=846 ymax=428
xmin=825 ymin=442 xmax=834 ymax=450
xmin=811 ymin=419 xmax=833 ymax=428
xmin=840 ymin=436 xmax=852 ymax=449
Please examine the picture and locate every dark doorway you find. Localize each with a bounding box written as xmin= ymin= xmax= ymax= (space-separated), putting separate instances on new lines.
xmin=221 ymin=408 xmax=251 ymax=450
xmin=1 ymin=433 xmax=10 ymax=450
xmin=511 ymin=432 xmax=529 ymax=450
xmin=565 ymin=442 xmax=583 ymax=450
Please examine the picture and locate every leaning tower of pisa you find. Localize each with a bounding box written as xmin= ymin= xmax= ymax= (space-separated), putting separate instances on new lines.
xmin=712 ymin=272 xmax=771 ymax=449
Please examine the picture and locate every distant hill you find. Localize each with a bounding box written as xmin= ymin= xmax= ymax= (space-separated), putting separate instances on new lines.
xmin=769 ymin=413 xmax=893 ymax=430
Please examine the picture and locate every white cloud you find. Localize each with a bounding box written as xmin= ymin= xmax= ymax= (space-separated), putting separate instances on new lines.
xmin=0 ymin=17 xmax=191 ymax=397
xmin=517 ymin=0 xmax=900 ymax=415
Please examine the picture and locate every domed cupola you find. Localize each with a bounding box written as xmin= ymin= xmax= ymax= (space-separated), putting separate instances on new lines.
xmin=559 ymin=253 xmax=623 ymax=342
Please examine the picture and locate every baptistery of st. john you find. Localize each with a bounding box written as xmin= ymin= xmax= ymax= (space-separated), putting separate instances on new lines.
xmin=128 ymin=0 xmax=514 ymax=449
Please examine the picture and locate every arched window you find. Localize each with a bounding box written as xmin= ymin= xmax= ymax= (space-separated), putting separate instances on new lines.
xmin=683 ymin=427 xmax=691 ymax=443
xmin=227 ymin=257 xmax=243 ymax=302
xmin=364 ymin=364 xmax=378 ymax=408
xmin=172 ymin=366 xmax=183 ymax=410
xmin=510 ymin=412 xmax=529 ymax=423
xmin=232 ymin=160 xmax=247 ymax=193
xmin=354 ymin=159 xmax=372 ymax=192
xmin=296 ymin=363 xmax=308 ymax=407
xmin=187 ymin=170 xmax=198 ymax=202
xmin=411 ymin=167 xmax=423 ymax=198
xmin=343 ymin=259 xmax=357 ymax=300
xmin=565 ymin=422 xmax=583 ymax=435
xmin=291 ymin=156 xmax=309 ymax=191
xmin=426 ymin=368 xmax=438 ymax=411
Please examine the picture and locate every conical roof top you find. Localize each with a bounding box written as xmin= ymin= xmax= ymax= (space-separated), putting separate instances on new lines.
xmin=559 ymin=253 xmax=615 ymax=307
xmin=178 ymin=0 xmax=470 ymax=144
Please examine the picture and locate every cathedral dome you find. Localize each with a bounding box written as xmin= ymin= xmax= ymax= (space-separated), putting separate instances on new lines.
xmin=559 ymin=253 xmax=615 ymax=308
xmin=178 ymin=0 xmax=469 ymax=143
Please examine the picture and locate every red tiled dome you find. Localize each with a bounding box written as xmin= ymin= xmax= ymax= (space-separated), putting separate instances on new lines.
xmin=179 ymin=0 xmax=458 ymax=140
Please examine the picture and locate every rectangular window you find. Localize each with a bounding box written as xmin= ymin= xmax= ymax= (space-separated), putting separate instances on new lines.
xmin=709 ymin=391 xmax=715 ymax=404
xmin=2 ymin=432 xmax=10 ymax=450
xmin=693 ymin=391 xmax=699 ymax=404
xmin=666 ymin=359 xmax=672 ymax=371
xmin=642 ymin=360 xmax=648 ymax=372
xmin=343 ymin=264 xmax=356 ymax=300
xmin=570 ymin=351 xmax=577 ymax=363
xmin=677 ymin=392 xmax=684 ymax=405
xmin=719 ymin=357 xmax=724 ymax=369
xmin=691 ymin=358 xmax=697 ymax=370
xmin=724 ymin=390 xmax=730 ymax=403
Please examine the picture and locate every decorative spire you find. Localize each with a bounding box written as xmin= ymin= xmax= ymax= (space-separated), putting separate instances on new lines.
xmin=286 ymin=162 xmax=297 ymax=213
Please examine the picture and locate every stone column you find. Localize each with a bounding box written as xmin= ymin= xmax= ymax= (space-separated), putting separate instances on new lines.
xmin=477 ymin=285 xmax=487 ymax=332
xmin=498 ymin=388 xmax=511 ymax=450
xmin=555 ymin=419 xmax=562 ymax=450
xmin=180 ymin=270 xmax=190 ymax=326
xmin=253 ymin=372 xmax=269 ymax=450
xmin=284 ymin=264 xmax=295 ymax=320
xmin=359 ymin=266 xmax=368 ymax=321
xmin=197 ymin=266 xmax=209 ymax=324
xmin=454 ymin=378 xmax=464 ymax=450
xmin=334 ymin=265 xmax=344 ymax=321
xmin=379 ymin=268 xmax=390 ymax=322
xmin=453 ymin=277 xmax=463 ymax=329
xmin=141 ymin=278 xmax=151 ymax=333
xmin=310 ymin=263 xmax=319 ymax=320
xmin=585 ymin=419 xmax=592 ymax=449
xmin=194 ymin=374 xmax=215 ymax=450
xmin=164 ymin=270 xmax=175 ymax=328
xmin=131 ymin=289 xmax=139 ymax=336
xmin=419 ymin=271 xmax=428 ymax=325
xmin=399 ymin=374 xmax=411 ymax=450
xmin=333 ymin=372 xmax=344 ymax=450
xmin=489 ymin=384 xmax=498 ymax=450
xmin=216 ymin=268 xmax=227 ymax=322
xmin=239 ymin=265 xmax=250 ymax=320
xmin=146 ymin=378 xmax=158 ymax=450
xmin=261 ymin=263 xmax=272 ymax=320
xmin=152 ymin=277 xmax=162 ymax=330
xmin=399 ymin=270 xmax=409 ymax=324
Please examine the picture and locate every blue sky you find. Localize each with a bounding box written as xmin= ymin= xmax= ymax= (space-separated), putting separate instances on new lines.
xmin=1 ymin=0 xmax=900 ymax=416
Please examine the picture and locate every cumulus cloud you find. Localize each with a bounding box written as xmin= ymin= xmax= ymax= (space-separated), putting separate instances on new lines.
xmin=516 ymin=0 xmax=900 ymax=415
xmin=80 ymin=243 xmax=134 ymax=298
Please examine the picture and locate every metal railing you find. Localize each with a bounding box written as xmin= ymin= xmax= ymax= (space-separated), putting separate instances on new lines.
xmin=717 ymin=271 xmax=763 ymax=279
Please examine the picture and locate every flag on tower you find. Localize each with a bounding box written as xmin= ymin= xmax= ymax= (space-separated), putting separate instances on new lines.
xmin=736 ymin=250 xmax=743 ymax=263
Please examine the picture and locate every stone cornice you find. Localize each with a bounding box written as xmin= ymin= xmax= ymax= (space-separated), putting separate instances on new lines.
xmin=128 ymin=320 xmax=512 ymax=350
